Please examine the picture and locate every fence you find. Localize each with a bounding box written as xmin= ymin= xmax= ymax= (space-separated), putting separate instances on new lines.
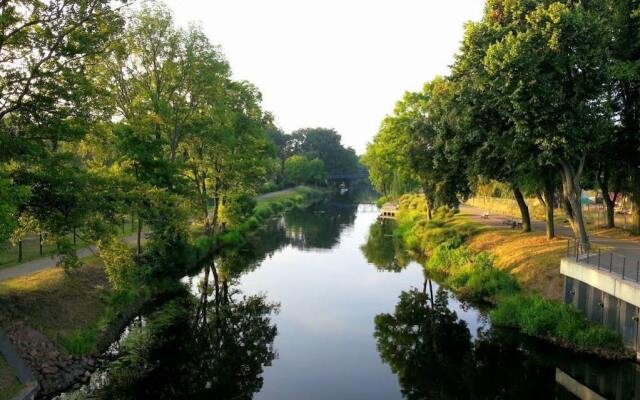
xmin=566 ymin=239 xmax=640 ymax=284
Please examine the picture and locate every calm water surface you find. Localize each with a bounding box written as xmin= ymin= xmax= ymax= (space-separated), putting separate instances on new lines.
xmin=238 ymin=206 xmax=485 ymax=400
xmin=77 ymin=202 xmax=640 ymax=400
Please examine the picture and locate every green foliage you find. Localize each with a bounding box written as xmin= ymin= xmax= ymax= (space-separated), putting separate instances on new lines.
xmin=62 ymin=327 xmax=99 ymax=356
xmin=284 ymin=155 xmax=327 ymax=185
xmin=224 ymin=193 xmax=257 ymax=227
xmin=449 ymin=252 xmax=520 ymax=301
xmin=491 ymin=295 xmax=622 ymax=351
xmin=56 ymin=237 xmax=82 ymax=272
xmin=288 ymin=127 xmax=361 ymax=176
xmin=99 ymin=238 xmax=137 ymax=290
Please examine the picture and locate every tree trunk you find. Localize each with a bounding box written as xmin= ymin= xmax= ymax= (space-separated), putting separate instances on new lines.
xmin=536 ymin=192 xmax=546 ymax=208
xmin=560 ymin=160 xmax=590 ymax=249
xmin=211 ymin=194 xmax=220 ymax=233
xmin=137 ymin=218 xmax=142 ymax=256
xmin=512 ymin=186 xmax=531 ymax=232
xmin=425 ymin=194 xmax=434 ymax=221
xmin=543 ymin=181 xmax=555 ymax=239
xmin=597 ymin=171 xmax=616 ymax=228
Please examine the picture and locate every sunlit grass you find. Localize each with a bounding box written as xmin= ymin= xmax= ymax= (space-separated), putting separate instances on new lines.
xmin=467 ymin=230 xmax=568 ymax=300
xmin=0 ymin=257 xmax=111 ymax=355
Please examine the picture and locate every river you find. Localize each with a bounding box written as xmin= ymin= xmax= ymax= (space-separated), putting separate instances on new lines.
xmin=59 ymin=202 xmax=640 ymax=399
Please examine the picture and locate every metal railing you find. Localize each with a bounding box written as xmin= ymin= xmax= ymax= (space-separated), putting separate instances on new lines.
xmin=566 ymin=239 xmax=640 ymax=284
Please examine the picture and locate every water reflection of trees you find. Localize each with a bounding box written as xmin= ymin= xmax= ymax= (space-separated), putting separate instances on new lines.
xmin=100 ymin=260 xmax=279 ymax=400
xmin=374 ymin=287 xmax=558 ymax=399
xmin=361 ymin=220 xmax=411 ymax=272
xmin=283 ymin=203 xmax=357 ymax=250
xmin=210 ymin=204 xmax=358 ymax=282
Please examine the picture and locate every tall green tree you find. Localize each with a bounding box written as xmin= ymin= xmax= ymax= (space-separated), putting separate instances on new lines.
xmin=483 ymin=0 xmax=613 ymax=247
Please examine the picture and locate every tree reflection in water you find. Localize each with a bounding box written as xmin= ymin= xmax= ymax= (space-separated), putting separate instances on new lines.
xmin=374 ymin=286 xmax=558 ymax=399
xmin=99 ymin=259 xmax=279 ymax=400
xmin=361 ymin=220 xmax=411 ymax=272
xmin=284 ymin=203 xmax=357 ymax=250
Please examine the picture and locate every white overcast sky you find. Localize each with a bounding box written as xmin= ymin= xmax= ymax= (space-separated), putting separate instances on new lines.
xmin=164 ymin=0 xmax=485 ymax=154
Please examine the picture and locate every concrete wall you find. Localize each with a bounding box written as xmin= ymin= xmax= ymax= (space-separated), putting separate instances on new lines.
xmin=562 ymin=257 xmax=640 ymax=354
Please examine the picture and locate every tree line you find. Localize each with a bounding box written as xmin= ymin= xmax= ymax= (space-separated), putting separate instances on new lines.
xmin=0 ymin=1 xmax=357 ymax=275
xmin=363 ymin=0 xmax=640 ymax=249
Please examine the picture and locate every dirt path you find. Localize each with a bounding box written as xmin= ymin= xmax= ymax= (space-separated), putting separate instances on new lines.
xmin=462 ymin=204 xmax=640 ymax=266
xmin=256 ymin=187 xmax=303 ymax=201
xmin=0 ymin=233 xmax=140 ymax=282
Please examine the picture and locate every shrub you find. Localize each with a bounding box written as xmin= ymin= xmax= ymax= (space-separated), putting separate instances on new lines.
xmin=62 ymin=327 xmax=99 ymax=355
xmin=451 ymin=253 xmax=519 ymax=301
xmin=224 ymin=193 xmax=257 ymax=226
xmin=425 ymin=244 xmax=473 ymax=273
xmin=489 ymin=295 xmax=525 ymax=327
xmin=575 ymin=327 xmax=622 ymax=349
xmin=99 ymin=238 xmax=137 ymax=290
xmin=490 ymin=295 xmax=623 ymax=351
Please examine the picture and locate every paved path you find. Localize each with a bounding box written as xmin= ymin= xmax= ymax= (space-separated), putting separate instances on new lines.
xmin=0 ymin=233 xmax=140 ymax=282
xmin=462 ymin=204 xmax=640 ymax=278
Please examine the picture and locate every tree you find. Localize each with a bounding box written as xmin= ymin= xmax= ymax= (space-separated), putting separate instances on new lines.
xmin=0 ymin=0 xmax=126 ymax=252
xmin=363 ymin=108 xmax=419 ymax=196
xmin=283 ymin=155 xmax=327 ymax=185
xmin=366 ymin=77 xmax=469 ymax=219
xmin=451 ymin=5 xmax=542 ymax=233
xmin=289 ymin=128 xmax=360 ymax=176
xmin=483 ymin=0 xmax=613 ymax=247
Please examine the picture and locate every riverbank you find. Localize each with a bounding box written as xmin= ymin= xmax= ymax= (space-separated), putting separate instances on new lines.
xmin=392 ymin=194 xmax=631 ymax=360
xmin=0 ymin=355 xmax=23 ymax=400
xmin=0 ymin=186 xmax=326 ymax=398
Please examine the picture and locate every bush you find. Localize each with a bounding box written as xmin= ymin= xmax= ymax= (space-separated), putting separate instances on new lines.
xmin=62 ymin=327 xmax=99 ymax=355
xmin=451 ymin=253 xmax=519 ymax=301
xmin=99 ymin=238 xmax=137 ymax=290
xmin=490 ymin=295 xmax=623 ymax=351
xmin=425 ymin=244 xmax=473 ymax=273
xmin=224 ymin=193 xmax=257 ymax=226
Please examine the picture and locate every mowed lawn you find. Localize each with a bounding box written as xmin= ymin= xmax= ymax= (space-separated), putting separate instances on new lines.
xmin=467 ymin=229 xmax=569 ymax=300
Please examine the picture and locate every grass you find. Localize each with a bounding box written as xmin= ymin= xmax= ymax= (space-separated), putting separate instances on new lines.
xmin=466 ymin=229 xmax=569 ymax=300
xmin=0 ymin=356 xmax=23 ymax=400
xmin=0 ymin=257 xmax=111 ymax=355
xmin=256 ymin=185 xmax=323 ymax=206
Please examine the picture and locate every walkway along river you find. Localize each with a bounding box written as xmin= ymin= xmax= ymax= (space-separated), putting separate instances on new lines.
xmin=57 ymin=202 xmax=640 ymax=399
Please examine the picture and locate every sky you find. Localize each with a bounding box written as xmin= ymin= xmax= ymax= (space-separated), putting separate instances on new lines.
xmin=164 ymin=0 xmax=485 ymax=154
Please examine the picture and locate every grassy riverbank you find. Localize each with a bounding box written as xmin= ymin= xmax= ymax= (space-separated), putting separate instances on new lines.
xmin=393 ymin=194 xmax=626 ymax=357
xmin=0 ymin=356 xmax=22 ymax=400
